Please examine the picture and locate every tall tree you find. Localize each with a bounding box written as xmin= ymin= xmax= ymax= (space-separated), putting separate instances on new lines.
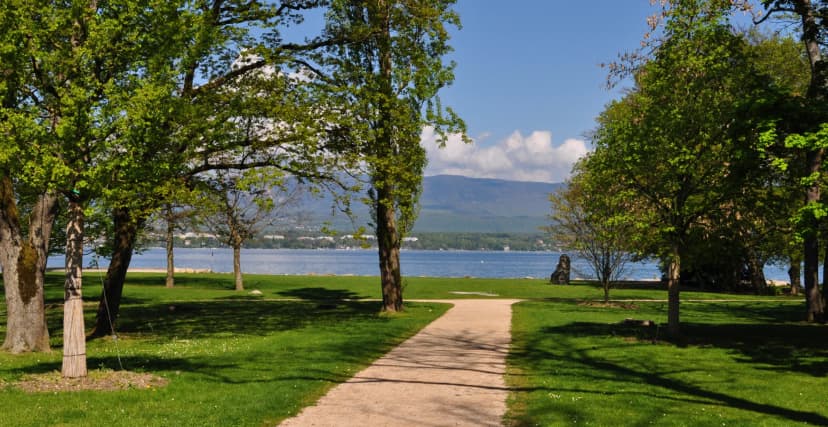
xmin=320 ymin=0 xmax=466 ymax=312
xmin=90 ymin=0 xmax=345 ymax=336
xmin=756 ymin=0 xmax=828 ymax=321
xmin=592 ymin=0 xmax=779 ymax=334
xmin=0 ymin=0 xmax=62 ymax=354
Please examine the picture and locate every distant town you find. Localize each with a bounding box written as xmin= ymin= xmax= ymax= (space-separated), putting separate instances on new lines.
xmin=156 ymin=230 xmax=553 ymax=252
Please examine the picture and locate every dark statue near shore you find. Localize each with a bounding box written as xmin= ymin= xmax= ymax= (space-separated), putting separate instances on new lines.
xmin=550 ymin=254 xmax=571 ymax=285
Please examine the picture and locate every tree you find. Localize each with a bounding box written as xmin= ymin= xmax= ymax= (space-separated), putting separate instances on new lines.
xmin=548 ymin=157 xmax=635 ymax=303
xmin=592 ymin=0 xmax=779 ymax=334
xmin=0 ymin=0 xmax=62 ymax=354
xmin=0 ymin=0 xmax=176 ymax=376
xmin=90 ymin=0 xmax=346 ymax=336
xmin=193 ymin=169 xmax=303 ymax=290
xmin=319 ymin=0 xmax=466 ymax=312
xmin=756 ymin=0 xmax=828 ymax=321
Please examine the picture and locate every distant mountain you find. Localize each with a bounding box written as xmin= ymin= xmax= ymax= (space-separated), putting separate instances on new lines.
xmin=291 ymin=175 xmax=563 ymax=233
xmin=417 ymin=175 xmax=562 ymax=232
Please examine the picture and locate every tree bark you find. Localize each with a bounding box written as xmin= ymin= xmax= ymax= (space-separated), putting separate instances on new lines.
xmin=747 ymin=254 xmax=767 ymax=293
xmin=165 ymin=204 xmax=175 ymax=288
xmin=90 ymin=208 xmax=142 ymax=338
xmin=372 ymin=0 xmax=403 ymax=313
xmin=803 ymin=142 xmax=823 ymax=321
xmin=804 ymin=225 xmax=824 ymax=321
xmin=233 ymin=244 xmax=244 ymax=291
xmin=0 ymin=182 xmax=58 ymax=353
xmin=376 ymin=187 xmax=402 ymax=312
xmin=667 ymin=244 xmax=681 ymax=336
xmin=789 ymin=255 xmax=802 ymax=296
xmin=795 ymin=0 xmax=826 ymax=322
xmin=62 ymin=200 xmax=87 ymax=378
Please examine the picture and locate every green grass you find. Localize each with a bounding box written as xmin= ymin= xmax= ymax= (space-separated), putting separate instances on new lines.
xmin=73 ymin=272 xmax=799 ymax=303
xmin=0 ymin=273 xmax=450 ymax=427
xmin=1 ymin=272 xmax=821 ymax=426
xmin=506 ymin=299 xmax=828 ymax=426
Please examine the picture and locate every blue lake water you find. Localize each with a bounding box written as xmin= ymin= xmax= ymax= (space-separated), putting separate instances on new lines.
xmin=48 ymin=247 xmax=793 ymax=282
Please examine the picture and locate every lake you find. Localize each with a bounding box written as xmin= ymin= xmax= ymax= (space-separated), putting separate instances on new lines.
xmin=48 ymin=247 xmax=793 ymax=282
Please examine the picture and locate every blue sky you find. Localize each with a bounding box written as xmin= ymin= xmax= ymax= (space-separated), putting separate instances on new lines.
xmin=282 ymin=1 xmax=668 ymax=183
xmin=422 ymin=0 xmax=665 ymax=183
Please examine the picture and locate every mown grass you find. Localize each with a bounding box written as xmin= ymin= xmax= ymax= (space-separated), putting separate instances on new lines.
xmin=1 ymin=272 xmax=820 ymax=426
xmin=66 ymin=272 xmax=801 ymax=303
xmin=506 ymin=300 xmax=828 ymax=426
xmin=0 ymin=272 xmax=451 ymax=427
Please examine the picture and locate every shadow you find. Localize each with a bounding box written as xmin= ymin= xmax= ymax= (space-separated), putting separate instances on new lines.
xmin=514 ymin=320 xmax=828 ymax=425
xmin=277 ymin=287 xmax=363 ymax=301
xmin=108 ymin=300 xmax=386 ymax=340
xmin=124 ymin=273 xmax=236 ymax=290
xmin=672 ymin=323 xmax=828 ymax=376
xmin=686 ymin=301 xmax=805 ymax=324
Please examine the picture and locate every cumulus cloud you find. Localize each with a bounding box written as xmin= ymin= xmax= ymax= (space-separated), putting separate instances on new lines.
xmin=421 ymin=128 xmax=589 ymax=183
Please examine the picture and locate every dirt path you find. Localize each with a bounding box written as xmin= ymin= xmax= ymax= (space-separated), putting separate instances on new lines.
xmin=278 ymin=299 xmax=520 ymax=427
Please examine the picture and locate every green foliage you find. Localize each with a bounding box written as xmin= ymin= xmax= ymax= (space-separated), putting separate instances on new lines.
xmin=591 ymin=0 xmax=789 ymax=264
xmin=548 ymin=157 xmax=637 ymax=300
xmin=318 ymin=0 xmax=467 ymax=238
xmin=191 ymin=168 xmax=300 ymax=248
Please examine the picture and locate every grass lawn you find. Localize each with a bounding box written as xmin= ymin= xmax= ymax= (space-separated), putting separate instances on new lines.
xmin=0 ymin=273 xmax=451 ymax=427
xmin=1 ymin=272 xmax=823 ymax=426
xmin=506 ymin=299 xmax=828 ymax=426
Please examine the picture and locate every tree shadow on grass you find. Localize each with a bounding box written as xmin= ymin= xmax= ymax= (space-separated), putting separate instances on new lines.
xmin=517 ymin=321 xmax=828 ymax=425
xmin=111 ymin=300 xmax=387 ymax=341
xmin=276 ymin=287 xmax=364 ymax=301
xmin=687 ymin=301 xmax=806 ymax=324
xmin=125 ymin=273 xmax=237 ymax=290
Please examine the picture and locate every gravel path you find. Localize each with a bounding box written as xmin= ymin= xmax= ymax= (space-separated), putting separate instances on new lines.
xmin=278 ymin=299 xmax=520 ymax=427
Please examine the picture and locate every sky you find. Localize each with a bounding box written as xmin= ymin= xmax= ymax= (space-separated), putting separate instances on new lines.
xmin=422 ymin=0 xmax=666 ymax=183
xmin=282 ymin=1 xmax=672 ymax=183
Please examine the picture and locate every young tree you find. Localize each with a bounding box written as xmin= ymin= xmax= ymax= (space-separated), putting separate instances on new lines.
xmin=193 ymin=169 xmax=302 ymax=291
xmin=319 ymin=0 xmax=466 ymax=312
xmin=548 ymin=157 xmax=635 ymax=303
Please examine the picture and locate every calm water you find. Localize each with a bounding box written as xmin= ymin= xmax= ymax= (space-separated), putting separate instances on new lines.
xmin=49 ymin=247 xmax=791 ymax=281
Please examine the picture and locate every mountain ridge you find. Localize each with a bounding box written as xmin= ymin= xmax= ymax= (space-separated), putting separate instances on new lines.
xmin=297 ymin=174 xmax=562 ymax=233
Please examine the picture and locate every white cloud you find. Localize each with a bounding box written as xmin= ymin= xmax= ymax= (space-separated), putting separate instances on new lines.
xmin=421 ymin=128 xmax=589 ymax=183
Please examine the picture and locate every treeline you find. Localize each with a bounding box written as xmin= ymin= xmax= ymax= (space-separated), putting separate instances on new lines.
xmin=161 ymin=232 xmax=552 ymax=252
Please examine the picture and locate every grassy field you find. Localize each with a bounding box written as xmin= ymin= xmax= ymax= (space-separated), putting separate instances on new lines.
xmin=0 ymin=273 xmax=451 ymax=427
xmin=1 ymin=272 xmax=824 ymax=426
xmin=506 ymin=300 xmax=828 ymax=426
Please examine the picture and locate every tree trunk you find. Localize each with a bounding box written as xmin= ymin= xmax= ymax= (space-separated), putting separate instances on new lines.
xmin=233 ymin=244 xmax=243 ymax=291
xmin=789 ymin=255 xmax=802 ymax=296
xmin=803 ymin=146 xmax=823 ymax=321
xmin=165 ymin=205 xmax=175 ymax=288
xmin=91 ymin=208 xmax=141 ymax=338
xmin=667 ymin=244 xmax=681 ymax=336
xmin=804 ymin=228 xmax=824 ymax=322
xmin=372 ymin=0 xmax=402 ymax=313
xmin=0 ymin=183 xmax=58 ymax=353
xmin=62 ymin=200 xmax=87 ymax=378
xmin=376 ymin=186 xmax=402 ymax=312
xmin=747 ymin=254 xmax=767 ymax=293
xmin=796 ymin=0 xmax=826 ymax=322
xmin=602 ymin=280 xmax=610 ymax=304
